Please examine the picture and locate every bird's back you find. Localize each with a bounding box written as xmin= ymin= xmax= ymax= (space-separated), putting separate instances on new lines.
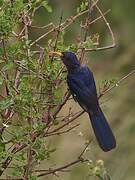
xmin=67 ymin=66 xmax=99 ymax=113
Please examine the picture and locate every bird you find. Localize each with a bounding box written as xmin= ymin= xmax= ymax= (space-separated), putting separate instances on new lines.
xmin=49 ymin=51 xmax=116 ymax=151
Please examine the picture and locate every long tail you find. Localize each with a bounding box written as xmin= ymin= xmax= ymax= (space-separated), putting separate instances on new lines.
xmin=89 ymin=108 xmax=116 ymax=152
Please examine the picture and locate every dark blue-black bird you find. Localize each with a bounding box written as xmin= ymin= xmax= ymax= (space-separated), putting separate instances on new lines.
xmin=50 ymin=51 xmax=116 ymax=151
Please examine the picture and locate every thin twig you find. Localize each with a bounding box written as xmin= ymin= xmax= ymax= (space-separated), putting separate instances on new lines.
xmin=52 ymin=90 xmax=71 ymax=119
xmin=37 ymin=159 xmax=84 ymax=177
xmin=78 ymin=140 xmax=92 ymax=159
xmin=46 ymin=12 xmax=63 ymax=115
xmin=37 ymin=141 xmax=90 ymax=177
xmin=84 ymin=2 xmax=116 ymax=52
xmin=98 ymin=69 xmax=135 ymax=98
xmin=30 ymin=22 xmax=54 ymax=29
xmin=81 ymin=9 xmax=110 ymax=28
xmin=1 ymin=39 xmax=9 ymax=96
xmin=24 ymin=146 xmax=32 ymax=179
xmin=79 ymin=0 xmax=94 ymax=63
xmin=53 ymin=11 xmax=63 ymax=52
xmin=45 ymin=110 xmax=84 ymax=137
xmin=45 ymin=123 xmax=80 ymax=137
xmin=30 ymin=0 xmax=98 ymax=47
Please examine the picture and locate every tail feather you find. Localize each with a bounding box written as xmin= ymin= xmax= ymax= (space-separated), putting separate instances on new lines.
xmin=89 ymin=108 xmax=116 ymax=152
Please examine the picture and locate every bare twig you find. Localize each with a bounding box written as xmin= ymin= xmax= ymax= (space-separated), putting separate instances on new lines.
xmin=98 ymin=69 xmax=135 ymax=98
xmin=36 ymin=44 xmax=44 ymax=65
xmin=37 ymin=140 xmax=91 ymax=177
xmin=30 ymin=22 xmax=54 ymax=29
xmin=45 ymin=110 xmax=85 ymax=137
xmin=84 ymin=1 xmax=116 ymax=52
xmin=46 ymin=12 xmax=64 ymax=117
xmin=52 ymin=90 xmax=71 ymax=119
xmin=79 ymin=0 xmax=95 ymax=63
xmin=30 ymin=0 xmax=98 ymax=47
xmin=37 ymin=158 xmax=84 ymax=177
xmin=81 ymin=9 xmax=111 ymax=28
xmin=53 ymin=11 xmax=63 ymax=52
xmin=45 ymin=123 xmax=80 ymax=137
xmin=24 ymin=146 xmax=32 ymax=179
xmin=1 ymin=39 xmax=9 ymax=96
xmin=78 ymin=140 xmax=92 ymax=159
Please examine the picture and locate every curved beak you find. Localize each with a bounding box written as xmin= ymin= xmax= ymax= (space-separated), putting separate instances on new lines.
xmin=49 ymin=51 xmax=63 ymax=57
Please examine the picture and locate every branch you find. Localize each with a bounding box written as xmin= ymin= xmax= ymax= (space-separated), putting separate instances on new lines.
xmin=23 ymin=146 xmax=32 ymax=179
xmin=45 ymin=110 xmax=84 ymax=137
xmin=52 ymin=90 xmax=71 ymax=119
xmin=83 ymin=1 xmax=116 ymax=52
xmin=44 ymin=123 xmax=80 ymax=137
xmin=79 ymin=0 xmax=94 ymax=63
xmin=30 ymin=0 xmax=98 ymax=47
xmin=30 ymin=22 xmax=54 ymax=29
xmin=37 ymin=159 xmax=83 ymax=177
xmin=98 ymin=69 xmax=135 ymax=98
xmin=37 ymin=142 xmax=90 ymax=177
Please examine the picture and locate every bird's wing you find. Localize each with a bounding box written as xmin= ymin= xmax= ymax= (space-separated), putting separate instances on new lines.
xmin=67 ymin=66 xmax=99 ymax=112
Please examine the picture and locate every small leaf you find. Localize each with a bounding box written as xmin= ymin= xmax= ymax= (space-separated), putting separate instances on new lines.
xmin=0 ymin=97 xmax=14 ymax=111
xmin=77 ymin=1 xmax=88 ymax=13
xmin=0 ymin=140 xmax=5 ymax=152
xmin=42 ymin=1 xmax=52 ymax=13
xmin=29 ymin=175 xmax=38 ymax=180
xmin=2 ymin=62 xmax=14 ymax=71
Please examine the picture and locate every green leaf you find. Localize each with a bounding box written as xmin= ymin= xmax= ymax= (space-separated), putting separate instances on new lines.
xmin=0 ymin=97 xmax=14 ymax=111
xmin=0 ymin=140 xmax=5 ymax=152
xmin=11 ymin=165 xmax=23 ymax=177
xmin=42 ymin=1 xmax=52 ymax=13
xmin=0 ymin=76 xmax=3 ymax=85
xmin=77 ymin=1 xmax=88 ymax=13
xmin=29 ymin=175 xmax=38 ymax=180
xmin=32 ymin=122 xmax=46 ymax=133
xmin=2 ymin=62 xmax=14 ymax=71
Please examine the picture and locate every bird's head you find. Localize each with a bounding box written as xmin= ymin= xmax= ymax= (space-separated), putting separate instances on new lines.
xmin=49 ymin=51 xmax=80 ymax=70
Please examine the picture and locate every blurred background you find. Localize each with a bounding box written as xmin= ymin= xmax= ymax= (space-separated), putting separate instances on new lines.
xmin=31 ymin=0 xmax=135 ymax=179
